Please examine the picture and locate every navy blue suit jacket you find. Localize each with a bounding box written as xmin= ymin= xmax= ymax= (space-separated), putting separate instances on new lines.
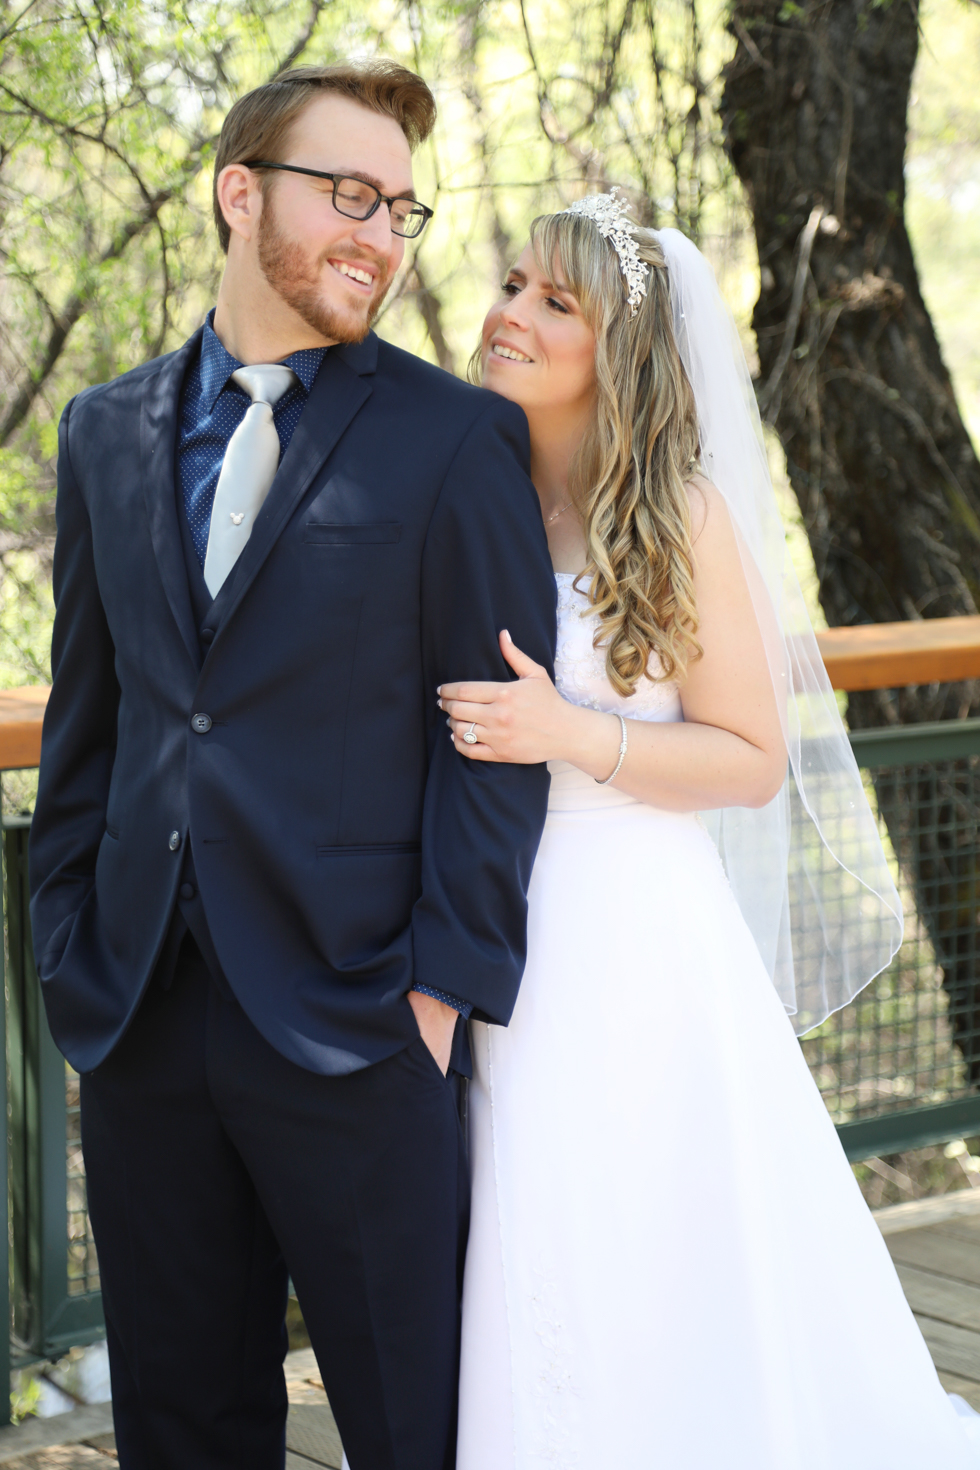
xmin=29 ymin=326 xmax=557 ymax=1075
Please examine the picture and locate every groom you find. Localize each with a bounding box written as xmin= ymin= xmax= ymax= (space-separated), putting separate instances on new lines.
xmin=29 ymin=60 xmax=555 ymax=1470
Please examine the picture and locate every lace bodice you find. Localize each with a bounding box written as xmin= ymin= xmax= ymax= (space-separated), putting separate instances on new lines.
xmin=553 ymin=572 xmax=682 ymax=724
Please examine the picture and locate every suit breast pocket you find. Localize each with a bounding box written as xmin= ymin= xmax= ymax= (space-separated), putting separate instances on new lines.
xmin=303 ymin=522 xmax=402 ymax=545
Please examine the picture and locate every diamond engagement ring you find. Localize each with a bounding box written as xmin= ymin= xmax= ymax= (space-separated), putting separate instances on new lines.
xmin=463 ymin=723 xmax=479 ymax=745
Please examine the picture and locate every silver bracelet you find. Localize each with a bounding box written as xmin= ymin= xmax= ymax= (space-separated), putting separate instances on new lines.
xmin=596 ymin=714 xmax=628 ymax=785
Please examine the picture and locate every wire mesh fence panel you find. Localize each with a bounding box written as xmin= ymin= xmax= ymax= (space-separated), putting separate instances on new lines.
xmin=7 ymin=733 xmax=980 ymax=1371
xmin=66 ymin=1066 xmax=99 ymax=1297
xmin=802 ymin=914 xmax=966 ymax=1122
xmin=802 ymin=750 xmax=980 ymax=1132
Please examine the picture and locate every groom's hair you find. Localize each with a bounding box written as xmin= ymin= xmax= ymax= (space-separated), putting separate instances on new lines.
xmin=213 ymin=61 xmax=436 ymax=252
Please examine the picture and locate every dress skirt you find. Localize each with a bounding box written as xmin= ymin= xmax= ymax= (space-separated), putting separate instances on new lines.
xmin=457 ymin=767 xmax=980 ymax=1469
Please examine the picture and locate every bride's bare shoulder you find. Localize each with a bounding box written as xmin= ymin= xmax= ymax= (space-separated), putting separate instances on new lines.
xmin=684 ymin=473 xmax=729 ymax=545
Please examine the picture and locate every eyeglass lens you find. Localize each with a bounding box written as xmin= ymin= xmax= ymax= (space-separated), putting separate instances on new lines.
xmin=333 ymin=177 xmax=427 ymax=238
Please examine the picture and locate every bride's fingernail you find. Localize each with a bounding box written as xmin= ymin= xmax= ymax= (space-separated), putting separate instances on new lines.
xmin=436 ymin=686 xmax=442 ymax=695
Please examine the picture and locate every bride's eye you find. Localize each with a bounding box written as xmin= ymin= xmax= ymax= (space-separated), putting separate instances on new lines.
xmin=546 ymin=296 xmax=569 ymax=314
xmin=501 ymin=281 xmax=521 ymax=297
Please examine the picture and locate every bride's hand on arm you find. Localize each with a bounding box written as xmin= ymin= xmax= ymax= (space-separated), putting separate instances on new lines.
xmin=438 ymin=632 xmax=622 ymax=772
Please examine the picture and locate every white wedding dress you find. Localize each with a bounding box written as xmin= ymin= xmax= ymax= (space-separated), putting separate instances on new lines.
xmin=456 ymin=573 xmax=980 ymax=1469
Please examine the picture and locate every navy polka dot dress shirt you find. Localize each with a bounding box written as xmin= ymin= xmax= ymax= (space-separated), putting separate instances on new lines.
xmin=177 ymin=311 xmax=470 ymax=1022
xmin=178 ymin=311 xmax=329 ymax=568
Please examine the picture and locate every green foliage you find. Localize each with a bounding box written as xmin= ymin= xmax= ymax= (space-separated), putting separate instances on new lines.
xmin=2 ymin=0 xmax=977 ymax=721
xmin=0 ymin=0 xmax=740 ymax=705
xmin=906 ymin=0 xmax=980 ymax=451
xmin=9 ymin=1370 xmax=41 ymax=1425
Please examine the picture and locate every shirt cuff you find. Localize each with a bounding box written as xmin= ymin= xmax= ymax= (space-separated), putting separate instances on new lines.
xmin=411 ymin=984 xmax=473 ymax=1020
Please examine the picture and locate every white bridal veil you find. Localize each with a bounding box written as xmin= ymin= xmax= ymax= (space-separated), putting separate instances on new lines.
xmin=656 ymin=227 xmax=902 ymax=1034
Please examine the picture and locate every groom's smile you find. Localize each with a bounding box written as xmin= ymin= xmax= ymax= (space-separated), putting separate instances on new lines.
xmin=330 ymin=259 xmax=377 ymax=289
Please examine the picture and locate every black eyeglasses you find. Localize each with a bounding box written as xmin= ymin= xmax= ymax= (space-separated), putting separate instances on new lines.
xmin=242 ymin=161 xmax=433 ymax=239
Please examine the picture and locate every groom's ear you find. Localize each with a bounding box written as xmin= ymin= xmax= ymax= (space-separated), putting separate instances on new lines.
xmin=215 ymin=163 xmax=263 ymax=249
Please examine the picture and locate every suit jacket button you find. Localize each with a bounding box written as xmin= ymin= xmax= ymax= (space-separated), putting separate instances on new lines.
xmin=169 ymin=831 xmax=181 ymax=852
xmin=191 ymin=713 xmax=212 ymax=733
xmin=179 ymin=882 xmax=196 ymax=901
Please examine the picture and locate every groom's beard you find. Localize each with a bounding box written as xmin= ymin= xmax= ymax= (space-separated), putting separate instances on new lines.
xmin=257 ymin=201 xmax=391 ymax=345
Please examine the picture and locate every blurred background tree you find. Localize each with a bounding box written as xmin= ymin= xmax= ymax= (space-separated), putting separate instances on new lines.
xmin=723 ymin=0 xmax=980 ymax=1079
xmin=3 ymin=0 xmax=976 ymax=687
xmin=0 ymin=0 xmax=739 ymax=689
xmin=0 ymin=0 xmax=977 ymax=749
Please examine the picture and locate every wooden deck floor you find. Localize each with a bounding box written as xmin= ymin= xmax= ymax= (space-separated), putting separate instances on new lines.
xmin=283 ymin=1348 xmax=342 ymax=1470
xmin=876 ymin=1188 xmax=980 ymax=1413
xmin=276 ymin=1188 xmax=980 ymax=1464
xmin=2 ymin=1189 xmax=979 ymax=1467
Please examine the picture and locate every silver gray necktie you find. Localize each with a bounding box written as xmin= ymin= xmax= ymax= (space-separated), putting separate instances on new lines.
xmin=203 ymin=364 xmax=299 ymax=596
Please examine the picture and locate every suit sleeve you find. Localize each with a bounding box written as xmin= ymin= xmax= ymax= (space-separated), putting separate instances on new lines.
xmin=29 ymin=397 xmax=121 ymax=978
xmin=415 ymin=396 xmax=557 ymax=1026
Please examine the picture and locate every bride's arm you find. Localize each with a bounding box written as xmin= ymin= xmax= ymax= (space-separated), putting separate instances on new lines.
xmin=438 ymin=483 xmax=787 ymax=812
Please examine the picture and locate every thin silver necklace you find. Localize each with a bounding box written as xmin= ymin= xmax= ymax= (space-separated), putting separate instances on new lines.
xmin=546 ymin=500 xmax=574 ymax=523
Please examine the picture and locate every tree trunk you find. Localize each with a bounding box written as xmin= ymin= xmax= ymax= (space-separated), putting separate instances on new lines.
xmin=721 ymin=0 xmax=980 ymax=1077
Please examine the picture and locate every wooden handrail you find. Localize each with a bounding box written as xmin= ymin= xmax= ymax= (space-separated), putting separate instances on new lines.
xmin=0 ymin=686 xmax=50 ymax=771
xmin=814 ymin=615 xmax=980 ymax=692
xmin=2 ymin=615 xmax=980 ymax=769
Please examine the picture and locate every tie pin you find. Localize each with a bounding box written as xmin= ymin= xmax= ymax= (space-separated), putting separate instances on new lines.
xmin=230 ymin=512 xmax=245 ymax=525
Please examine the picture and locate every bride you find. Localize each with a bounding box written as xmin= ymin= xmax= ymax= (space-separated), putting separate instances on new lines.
xmin=438 ymin=195 xmax=980 ymax=1467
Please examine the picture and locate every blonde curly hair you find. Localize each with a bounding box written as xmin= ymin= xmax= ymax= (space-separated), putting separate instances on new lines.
xmin=478 ymin=211 xmax=703 ymax=697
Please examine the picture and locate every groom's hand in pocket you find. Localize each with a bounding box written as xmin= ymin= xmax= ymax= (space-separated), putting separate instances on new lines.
xmin=408 ymin=990 xmax=457 ymax=1076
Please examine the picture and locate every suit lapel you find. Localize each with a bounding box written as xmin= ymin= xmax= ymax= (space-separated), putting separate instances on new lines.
xmin=140 ymin=329 xmax=204 ymax=668
xmin=205 ymin=338 xmax=375 ymax=635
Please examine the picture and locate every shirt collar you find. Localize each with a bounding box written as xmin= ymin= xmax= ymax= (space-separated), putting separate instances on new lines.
xmin=199 ymin=309 xmax=329 ymax=414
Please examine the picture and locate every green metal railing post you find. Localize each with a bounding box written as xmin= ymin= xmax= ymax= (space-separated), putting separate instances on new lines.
xmin=0 ymin=805 xmax=10 ymax=1424
xmin=4 ymin=818 xmax=103 ymax=1370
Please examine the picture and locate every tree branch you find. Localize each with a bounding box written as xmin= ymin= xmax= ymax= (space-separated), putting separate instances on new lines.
xmin=576 ymin=0 xmax=637 ymax=136
xmin=0 ymin=0 xmax=41 ymax=46
xmin=147 ymin=213 xmax=171 ymax=362
xmin=409 ymin=261 xmax=457 ymax=376
xmin=0 ymin=79 xmax=155 ymax=205
xmin=0 ymin=0 xmax=329 ymax=449
xmin=731 ymin=15 xmax=772 ymax=72
xmin=277 ymin=0 xmax=329 ymax=71
xmin=0 ymin=168 xmax=201 ymax=445
xmin=759 ymin=205 xmax=824 ymax=423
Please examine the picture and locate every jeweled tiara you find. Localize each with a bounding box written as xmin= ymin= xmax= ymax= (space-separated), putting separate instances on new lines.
xmin=562 ymin=188 xmax=650 ymax=318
